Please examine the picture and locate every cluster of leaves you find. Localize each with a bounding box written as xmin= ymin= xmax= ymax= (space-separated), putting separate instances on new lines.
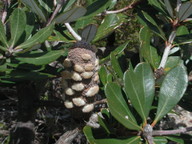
xmin=84 ymin=0 xmax=192 ymax=143
xmin=0 ymin=0 xmax=192 ymax=144
xmin=0 ymin=0 xmax=126 ymax=85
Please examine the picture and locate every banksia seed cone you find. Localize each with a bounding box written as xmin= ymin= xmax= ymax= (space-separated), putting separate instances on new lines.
xmin=61 ymin=41 xmax=99 ymax=119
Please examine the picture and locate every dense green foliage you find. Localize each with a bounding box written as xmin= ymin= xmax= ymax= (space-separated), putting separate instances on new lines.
xmin=0 ymin=0 xmax=192 ymax=144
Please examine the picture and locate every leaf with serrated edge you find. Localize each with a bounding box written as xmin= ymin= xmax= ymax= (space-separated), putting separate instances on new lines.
xmin=124 ymin=63 xmax=155 ymax=123
xmin=9 ymin=8 xmax=26 ymax=48
xmin=55 ymin=6 xmax=87 ymax=23
xmin=153 ymin=64 xmax=188 ymax=124
xmin=105 ymin=82 xmax=140 ymax=130
xmin=15 ymin=24 xmax=54 ymax=50
xmin=22 ymin=0 xmax=46 ymax=22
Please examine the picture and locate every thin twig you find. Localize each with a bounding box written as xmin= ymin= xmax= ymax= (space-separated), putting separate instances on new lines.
xmin=100 ymin=0 xmax=143 ymax=15
xmin=46 ymin=0 xmax=66 ymax=26
xmin=55 ymin=128 xmax=80 ymax=144
xmin=93 ymin=98 xmax=107 ymax=105
xmin=65 ymin=23 xmax=82 ymax=41
xmin=152 ymin=127 xmax=189 ymax=136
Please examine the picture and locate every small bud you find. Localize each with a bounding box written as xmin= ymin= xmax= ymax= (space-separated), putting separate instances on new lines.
xmin=85 ymin=85 xmax=99 ymax=97
xmin=81 ymin=54 xmax=91 ymax=61
xmin=74 ymin=64 xmax=84 ymax=73
xmin=71 ymin=72 xmax=82 ymax=81
xmin=81 ymin=72 xmax=94 ymax=79
xmin=64 ymin=101 xmax=74 ymax=109
xmin=71 ymin=83 xmax=85 ymax=91
xmin=82 ymin=104 xmax=94 ymax=113
xmin=63 ymin=58 xmax=72 ymax=67
xmin=65 ymin=88 xmax=75 ymax=96
xmin=84 ymin=64 xmax=94 ymax=71
xmin=72 ymin=97 xmax=86 ymax=106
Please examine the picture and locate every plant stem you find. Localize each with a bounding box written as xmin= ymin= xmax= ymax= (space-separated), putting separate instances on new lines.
xmin=152 ymin=127 xmax=190 ymax=136
xmin=158 ymin=43 xmax=172 ymax=69
xmin=65 ymin=23 xmax=82 ymax=41
xmin=46 ymin=0 xmax=66 ymax=26
xmin=100 ymin=0 xmax=143 ymax=15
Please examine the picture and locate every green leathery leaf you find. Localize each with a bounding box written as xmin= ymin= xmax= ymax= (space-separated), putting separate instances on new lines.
xmin=15 ymin=24 xmax=54 ymax=50
xmin=83 ymin=126 xmax=141 ymax=144
xmin=154 ymin=64 xmax=188 ymax=123
xmin=148 ymin=0 xmax=166 ymax=14
xmin=0 ymin=20 xmax=8 ymax=47
xmin=153 ymin=137 xmax=168 ymax=144
xmin=110 ymin=52 xmax=123 ymax=79
xmin=22 ymin=0 xmax=46 ymax=22
xmin=164 ymin=56 xmax=182 ymax=73
xmin=99 ymin=65 xmax=108 ymax=85
xmin=100 ymin=42 xmax=128 ymax=64
xmin=179 ymin=1 xmax=192 ymax=22
xmin=9 ymin=8 xmax=26 ymax=48
xmin=55 ymin=6 xmax=87 ymax=23
xmin=137 ymin=11 xmax=166 ymax=40
xmin=62 ymin=0 xmax=76 ymax=12
xmin=93 ymin=13 xmax=125 ymax=42
xmin=166 ymin=136 xmax=184 ymax=144
xmin=176 ymin=26 xmax=189 ymax=36
xmin=139 ymin=26 xmax=160 ymax=69
xmin=124 ymin=63 xmax=155 ymax=122
xmin=81 ymin=24 xmax=97 ymax=43
xmin=105 ymin=82 xmax=140 ymax=130
xmin=16 ymin=50 xmax=64 ymax=65
xmin=81 ymin=0 xmax=111 ymax=20
xmin=164 ymin=0 xmax=173 ymax=18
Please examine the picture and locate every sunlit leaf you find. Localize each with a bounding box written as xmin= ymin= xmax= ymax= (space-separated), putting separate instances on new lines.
xmin=22 ymin=0 xmax=46 ymax=22
xmin=9 ymin=8 xmax=26 ymax=48
xmin=105 ymin=82 xmax=140 ymax=130
xmin=94 ymin=13 xmax=125 ymax=42
xmin=124 ymin=63 xmax=155 ymax=122
xmin=15 ymin=24 xmax=54 ymax=50
xmin=16 ymin=50 xmax=65 ymax=65
xmin=55 ymin=6 xmax=87 ymax=23
xmin=179 ymin=1 xmax=192 ymax=22
xmin=153 ymin=64 xmax=188 ymax=124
